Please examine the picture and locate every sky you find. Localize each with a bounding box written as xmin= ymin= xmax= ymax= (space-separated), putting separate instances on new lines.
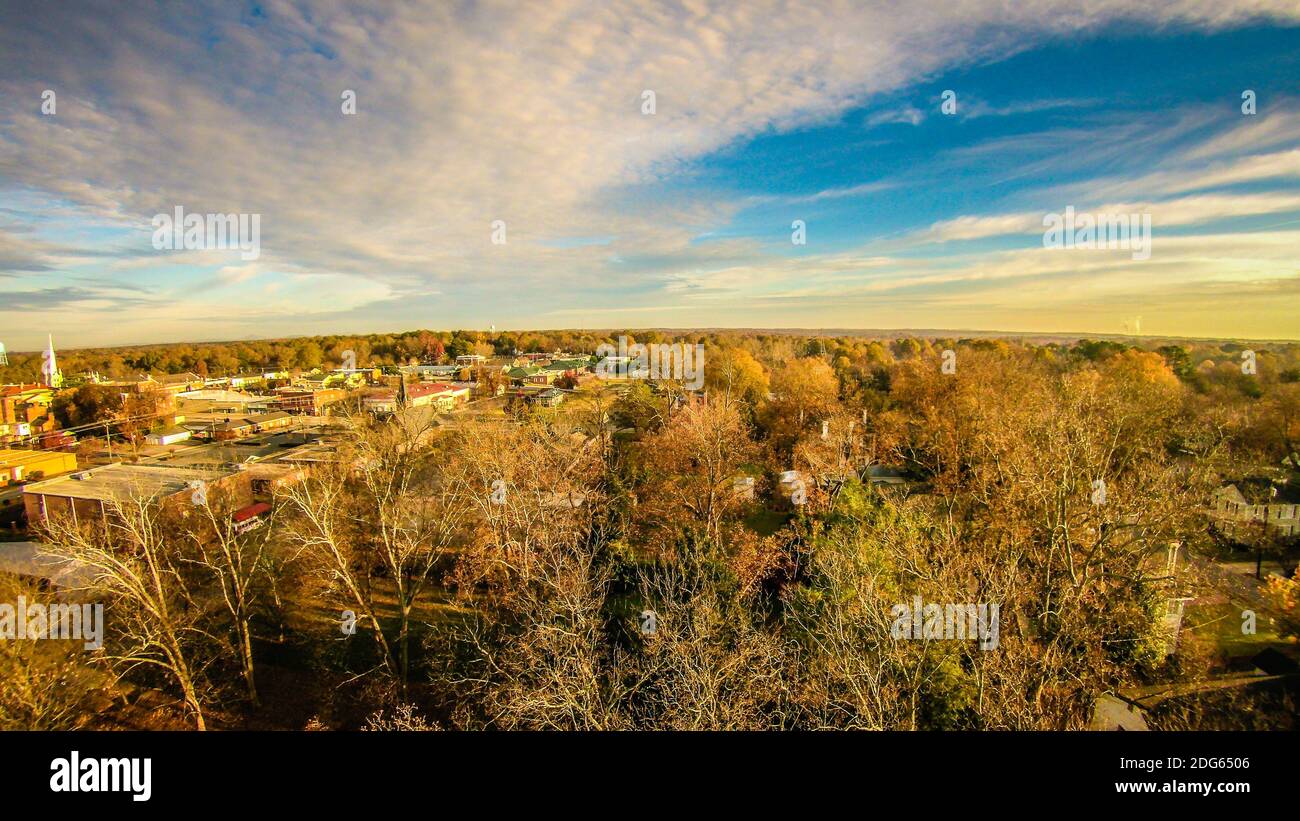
xmin=1 ymin=0 xmax=1298 ymax=352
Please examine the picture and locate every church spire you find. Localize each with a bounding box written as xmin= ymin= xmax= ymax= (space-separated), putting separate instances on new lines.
xmin=42 ymin=334 xmax=63 ymax=388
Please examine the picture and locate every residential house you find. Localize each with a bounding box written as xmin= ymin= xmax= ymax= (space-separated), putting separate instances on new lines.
xmin=531 ymin=388 xmax=565 ymax=408
xmin=507 ymin=366 xmax=552 ymax=385
xmin=1210 ymin=482 xmax=1300 ymax=539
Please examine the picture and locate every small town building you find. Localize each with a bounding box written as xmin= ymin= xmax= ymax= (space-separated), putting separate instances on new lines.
xmin=532 ymin=388 xmax=565 ymax=407
xmin=232 ymin=501 xmax=272 ymax=535
xmin=144 ymin=425 xmax=193 ymax=446
xmin=0 ymin=449 xmax=78 ymax=485
xmin=23 ymin=463 xmax=252 ymax=525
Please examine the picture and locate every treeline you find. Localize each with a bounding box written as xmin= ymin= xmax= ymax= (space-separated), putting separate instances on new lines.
xmin=4 ymin=327 xmax=1298 ymax=390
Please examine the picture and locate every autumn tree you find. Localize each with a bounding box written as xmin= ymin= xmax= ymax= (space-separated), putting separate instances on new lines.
xmin=872 ymin=346 xmax=1213 ymax=727
xmin=704 ymin=346 xmax=769 ymax=409
xmin=758 ymin=357 xmax=841 ymax=459
xmin=635 ymin=395 xmax=757 ymax=553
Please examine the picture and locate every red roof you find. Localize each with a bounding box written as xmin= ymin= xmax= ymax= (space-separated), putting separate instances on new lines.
xmin=232 ymin=502 xmax=272 ymax=523
xmin=406 ymin=382 xmax=454 ymax=398
xmin=1 ymin=383 xmax=48 ymax=397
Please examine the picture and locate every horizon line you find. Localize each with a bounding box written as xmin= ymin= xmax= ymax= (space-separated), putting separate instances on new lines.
xmin=7 ymin=324 xmax=1298 ymax=355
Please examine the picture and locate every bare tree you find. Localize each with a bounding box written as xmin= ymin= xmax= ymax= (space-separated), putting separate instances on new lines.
xmin=41 ymin=495 xmax=213 ymax=730
xmin=279 ymin=411 xmax=467 ymax=688
xmin=353 ymin=412 xmax=468 ymax=685
xmin=180 ymin=492 xmax=273 ymax=705
xmin=628 ymin=559 xmax=792 ymax=730
xmin=453 ymin=540 xmax=634 ymax=730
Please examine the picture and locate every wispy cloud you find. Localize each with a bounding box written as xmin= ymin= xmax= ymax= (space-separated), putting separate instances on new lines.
xmin=1 ymin=0 xmax=1298 ymax=345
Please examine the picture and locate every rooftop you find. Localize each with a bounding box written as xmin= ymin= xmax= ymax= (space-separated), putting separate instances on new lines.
xmin=1 ymin=384 xmax=53 ymax=398
xmin=148 ymin=424 xmax=191 ymax=437
xmin=23 ymin=463 xmax=235 ymax=502
xmin=407 ymin=382 xmax=458 ymax=398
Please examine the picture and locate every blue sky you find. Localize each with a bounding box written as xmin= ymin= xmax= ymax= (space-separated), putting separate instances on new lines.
xmin=1 ymin=1 xmax=1298 ymax=351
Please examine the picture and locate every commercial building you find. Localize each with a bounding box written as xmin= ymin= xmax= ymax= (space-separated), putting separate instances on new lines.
xmin=148 ymin=372 xmax=205 ymax=394
xmin=232 ymin=501 xmax=272 ymax=535
xmin=363 ymin=389 xmax=399 ymax=414
xmin=406 ymin=382 xmax=470 ymax=411
xmin=241 ymin=461 xmax=306 ymax=498
xmin=400 ymin=363 xmax=464 ymax=381
xmin=23 ymin=463 xmax=252 ymax=526
xmin=210 ymin=411 xmax=294 ymax=441
xmin=0 ymin=449 xmax=78 ymax=485
xmin=272 ymin=388 xmax=348 ymax=415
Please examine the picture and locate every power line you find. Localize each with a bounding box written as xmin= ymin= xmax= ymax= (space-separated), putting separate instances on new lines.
xmin=3 ymin=411 xmax=162 ymax=452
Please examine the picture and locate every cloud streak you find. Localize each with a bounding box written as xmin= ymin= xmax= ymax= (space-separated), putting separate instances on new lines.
xmin=0 ymin=0 xmax=1298 ymax=345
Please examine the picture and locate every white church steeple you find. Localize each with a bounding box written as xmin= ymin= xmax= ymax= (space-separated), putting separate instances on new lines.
xmin=42 ymin=334 xmax=63 ymax=388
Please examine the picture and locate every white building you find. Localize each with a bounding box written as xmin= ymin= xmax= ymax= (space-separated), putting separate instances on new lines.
xmin=144 ymin=426 xmax=193 ymax=446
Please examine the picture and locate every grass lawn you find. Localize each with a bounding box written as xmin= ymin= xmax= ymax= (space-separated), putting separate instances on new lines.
xmin=1183 ymin=600 xmax=1291 ymax=662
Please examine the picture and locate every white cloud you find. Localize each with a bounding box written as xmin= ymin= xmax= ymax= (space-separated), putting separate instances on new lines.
xmin=2 ymin=0 xmax=1299 ymax=344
